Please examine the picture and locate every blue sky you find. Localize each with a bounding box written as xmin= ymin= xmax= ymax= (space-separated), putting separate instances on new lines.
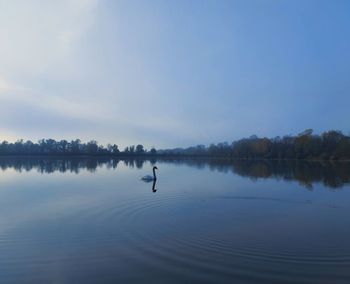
xmin=0 ymin=0 xmax=349 ymax=148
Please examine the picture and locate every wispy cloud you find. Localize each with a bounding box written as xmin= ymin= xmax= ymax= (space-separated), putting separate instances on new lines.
xmin=0 ymin=0 xmax=349 ymax=147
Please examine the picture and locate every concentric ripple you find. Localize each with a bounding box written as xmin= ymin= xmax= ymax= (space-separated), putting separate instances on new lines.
xmin=1 ymin=166 xmax=350 ymax=284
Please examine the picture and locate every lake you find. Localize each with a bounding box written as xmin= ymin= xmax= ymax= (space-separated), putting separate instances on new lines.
xmin=0 ymin=157 xmax=350 ymax=283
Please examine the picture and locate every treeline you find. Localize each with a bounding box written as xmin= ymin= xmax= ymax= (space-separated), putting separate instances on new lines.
xmin=159 ymin=129 xmax=350 ymax=160
xmin=1 ymin=129 xmax=350 ymax=160
xmin=0 ymin=139 xmax=157 ymax=156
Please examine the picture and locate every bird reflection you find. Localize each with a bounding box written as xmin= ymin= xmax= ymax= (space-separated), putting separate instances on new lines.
xmin=0 ymin=157 xmax=348 ymax=190
xmin=152 ymin=179 xmax=157 ymax=193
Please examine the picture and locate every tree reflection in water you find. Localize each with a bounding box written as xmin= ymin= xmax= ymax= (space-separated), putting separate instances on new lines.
xmin=0 ymin=157 xmax=349 ymax=190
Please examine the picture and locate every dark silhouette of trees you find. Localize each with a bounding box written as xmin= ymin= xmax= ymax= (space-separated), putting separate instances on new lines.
xmin=107 ymin=144 xmax=119 ymax=154
xmin=86 ymin=140 xmax=98 ymax=154
xmin=157 ymin=129 xmax=350 ymax=160
xmin=136 ymin=144 xmax=144 ymax=154
xmin=149 ymin=148 xmax=157 ymax=155
xmin=0 ymin=139 xmax=155 ymax=157
xmin=0 ymin=129 xmax=349 ymax=160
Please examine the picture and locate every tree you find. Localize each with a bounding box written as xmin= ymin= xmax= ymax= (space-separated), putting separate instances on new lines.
xmin=136 ymin=144 xmax=144 ymax=154
xmin=107 ymin=144 xmax=119 ymax=154
xmin=86 ymin=140 xmax=98 ymax=154
xmin=70 ymin=139 xmax=82 ymax=154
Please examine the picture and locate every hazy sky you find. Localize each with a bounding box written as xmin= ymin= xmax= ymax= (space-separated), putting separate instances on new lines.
xmin=0 ymin=0 xmax=349 ymax=148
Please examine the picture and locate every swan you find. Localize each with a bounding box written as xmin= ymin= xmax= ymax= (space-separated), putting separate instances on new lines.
xmin=141 ymin=166 xmax=158 ymax=182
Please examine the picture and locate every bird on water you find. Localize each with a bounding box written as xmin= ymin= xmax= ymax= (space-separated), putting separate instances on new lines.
xmin=141 ymin=166 xmax=158 ymax=182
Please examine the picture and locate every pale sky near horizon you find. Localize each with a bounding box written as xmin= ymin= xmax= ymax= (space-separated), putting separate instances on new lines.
xmin=0 ymin=0 xmax=349 ymax=149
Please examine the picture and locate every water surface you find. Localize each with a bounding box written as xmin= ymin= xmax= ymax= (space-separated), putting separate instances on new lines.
xmin=0 ymin=158 xmax=350 ymax=283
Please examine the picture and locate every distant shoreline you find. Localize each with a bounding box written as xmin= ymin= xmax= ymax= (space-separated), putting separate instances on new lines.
xmin=1 ymin=129 xmax=350 ymax=160
xmin=0 ymin=154 xmax=349 ymax=162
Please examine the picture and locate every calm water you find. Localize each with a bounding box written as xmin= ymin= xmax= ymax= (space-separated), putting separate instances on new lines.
xmin=1 ymin=158 xmax=350 ymax=284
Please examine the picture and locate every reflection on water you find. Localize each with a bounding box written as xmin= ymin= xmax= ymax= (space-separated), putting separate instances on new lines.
xmin=0 ymin=157 xmax=350 ymax=283
xmin=151 ymin=179 xmax=158 ymax=193
xmin=1 ymin=157 xmax=349 ymax=189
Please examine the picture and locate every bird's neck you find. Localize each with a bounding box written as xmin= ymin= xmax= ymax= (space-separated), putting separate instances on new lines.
xmin=153 ymin=168 xmax=157 ymax=179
